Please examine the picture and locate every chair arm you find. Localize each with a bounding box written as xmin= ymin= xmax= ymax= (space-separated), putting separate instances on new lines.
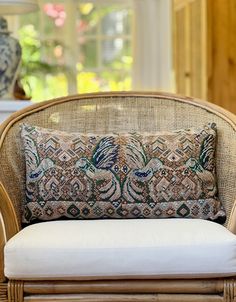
xmin=227 ymin=199 xmax=236 ymax=234
xmin=0 ymin=213 xmax=6 ymax=282
xmin=0 ymin=182 xmax=20 ymax=240
xmin=0 ymin=182 xmax=20 ymax=282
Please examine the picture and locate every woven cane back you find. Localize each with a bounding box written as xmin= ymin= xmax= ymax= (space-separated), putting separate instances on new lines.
xmin=0 ymin=92 xmax=235 ymax=228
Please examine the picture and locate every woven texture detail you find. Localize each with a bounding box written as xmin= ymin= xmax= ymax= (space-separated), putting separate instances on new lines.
xmin=21 ymin=123 xmax=225 ymax=223
xmin=8 ymin=280 xmax=23 ymax=302
xmin=0 ymin=283 xmax=7 ymax=302
xmin=0 ymin=95 xmax=235 ymax=227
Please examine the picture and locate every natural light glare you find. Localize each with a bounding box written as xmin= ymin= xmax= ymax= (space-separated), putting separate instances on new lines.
xmin=19 ymin=1 xmax=133 ymax=102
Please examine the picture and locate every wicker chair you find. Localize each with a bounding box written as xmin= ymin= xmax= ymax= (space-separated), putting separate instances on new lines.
xmin=0 ymin=91 xmax=236 ymax=302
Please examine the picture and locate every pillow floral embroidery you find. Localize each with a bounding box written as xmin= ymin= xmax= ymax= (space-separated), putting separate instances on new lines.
xmin=21 ymin=123 xmax=226 ymax=223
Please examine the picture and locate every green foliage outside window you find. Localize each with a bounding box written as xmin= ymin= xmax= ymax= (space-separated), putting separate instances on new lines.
xmin=19 ymin=2 xmax=133 ymax=102
xmin=19 ymin=24 xmax=69 ymax=101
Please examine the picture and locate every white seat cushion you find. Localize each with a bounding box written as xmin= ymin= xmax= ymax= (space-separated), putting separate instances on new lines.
xmin=4 ymin=219 xmax=236 ymax=279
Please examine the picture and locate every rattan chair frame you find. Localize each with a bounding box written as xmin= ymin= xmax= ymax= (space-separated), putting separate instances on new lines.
xmin=0 ymin=91 xmax=235 ymax=302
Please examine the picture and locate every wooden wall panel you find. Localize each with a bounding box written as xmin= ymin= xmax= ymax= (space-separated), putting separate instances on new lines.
xmin=174 ymin=0 xmax=236 ymax=114
xmin=228 ymin=0 xmax=236 ymax=114
xmin=189 ymin=0 xmax=207 ymax=99
xmin=173 ymin=0 xmax=206 ymax=100
xmin=174 ymin=7 xmax=188 ymax=95
xmin=207 ymin=0 xmax=236 ymax=114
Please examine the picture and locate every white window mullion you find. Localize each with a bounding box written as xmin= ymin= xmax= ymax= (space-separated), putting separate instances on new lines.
xmin=64 ymin=0 xmax=78 ymax=95
xmin=97 ymin=8 xmax=102 ymax=72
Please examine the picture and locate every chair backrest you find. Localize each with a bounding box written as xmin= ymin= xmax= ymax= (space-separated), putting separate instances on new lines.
xmin=0 ymin=92 xmax=235 ymax=228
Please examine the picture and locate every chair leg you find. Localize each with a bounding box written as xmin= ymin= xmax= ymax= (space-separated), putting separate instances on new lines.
xmin=8 ymin=280 xmax=23 ymax=302
xmin=224 ymin=279 xmax=236 ymax=302
xmin=0 ymin=282 xmax=7 ymax=302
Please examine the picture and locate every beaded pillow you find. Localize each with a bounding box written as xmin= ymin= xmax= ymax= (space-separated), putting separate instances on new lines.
xmin=21 ymin=123 xmax=226 ymax=223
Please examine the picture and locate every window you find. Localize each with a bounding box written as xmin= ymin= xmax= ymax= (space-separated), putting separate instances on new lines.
xmin=19 ymin=0 xmax=133 ymax=102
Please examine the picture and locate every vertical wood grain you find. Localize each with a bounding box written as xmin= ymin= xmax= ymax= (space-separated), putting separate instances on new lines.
xmin=189 ymin=0 xmax=207 ymax=99
xmin=174 ymin=0 xmax=236 ymax=113
xmin=175 ymin=7 xmax=187 ymax=95
xmin=173 ymin=0 xmax=206 ymax=100
xmin=207 ymin=0 xmax=236 ymax=113
xmin=228 ymin=0 xmax=236 ymax=114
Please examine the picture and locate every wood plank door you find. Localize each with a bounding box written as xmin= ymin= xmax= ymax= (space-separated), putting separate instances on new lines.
xmin=173 ymin=0 xmax=207 ymax=100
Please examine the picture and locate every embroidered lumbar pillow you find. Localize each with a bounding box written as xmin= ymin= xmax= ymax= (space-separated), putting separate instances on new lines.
xmin=21 ymin=123 xmax=226 ymax=223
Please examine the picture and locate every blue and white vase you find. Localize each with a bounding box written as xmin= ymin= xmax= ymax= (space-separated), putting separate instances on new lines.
xmin=0 ymin=17 xmax=21 ymax=99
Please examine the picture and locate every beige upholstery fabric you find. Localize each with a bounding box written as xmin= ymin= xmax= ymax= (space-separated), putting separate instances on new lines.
xmin=0 ymin=94 xmax=235 ymax=227
xmin=4 ymin=219 xmax=236 ymax=279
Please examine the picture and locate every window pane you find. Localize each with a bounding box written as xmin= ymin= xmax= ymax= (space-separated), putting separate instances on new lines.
xmin=21 ymin=73 xmax=68 ymax=102
xmin=77 ymin=3 xmax=133 ymax=93
xmin=101 ymin=8 xmax=131 ymax=36
xmin=18 ymin=1 xmax=133 ymax=101
xmin=102 ymin=39 xmax=132 ymax=69
xmin=77 ymin=71 xmax=131 ymax=93
xmin=79 ymin=39 xmax=97 ymax=68
xmin=100 ymin=70 xmax=131 ymax=91
xmin=78 ymin=3 xmax=98 ymax=36
xmin=77 ymin=72 xmax=100 ymax=93
xmin=43 ymin=3 xmax=67 ymax=35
